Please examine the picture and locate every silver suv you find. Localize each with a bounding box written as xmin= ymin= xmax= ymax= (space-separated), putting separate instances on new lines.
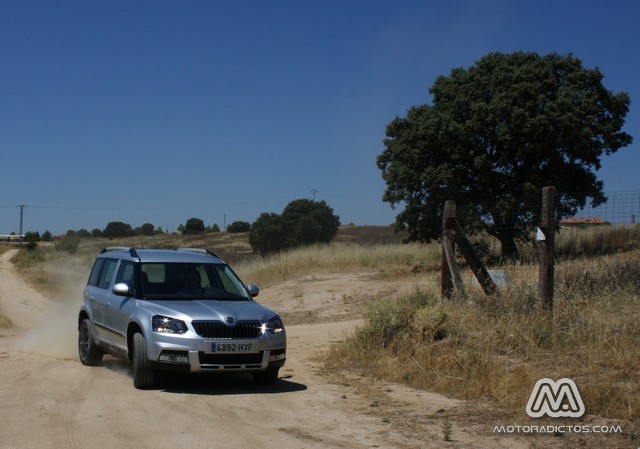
xmin=77 ymin=247 xmax=286 ymax=389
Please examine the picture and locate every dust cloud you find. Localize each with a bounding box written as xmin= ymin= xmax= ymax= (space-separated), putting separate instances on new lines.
xmin=17 ymin=276 xmax=87 ymax=361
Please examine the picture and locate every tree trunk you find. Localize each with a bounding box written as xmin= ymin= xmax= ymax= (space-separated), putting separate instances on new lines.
xmin=498 ymin=234 xmax=519 ymax=259
xmin=490 ymin=215 xmax=520 ymax=260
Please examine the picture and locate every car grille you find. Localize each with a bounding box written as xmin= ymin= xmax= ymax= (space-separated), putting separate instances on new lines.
xmin=192 ymin=320 xmax=262 ymax=339
xmin=199 ymin=351 xmax=264 ymax=367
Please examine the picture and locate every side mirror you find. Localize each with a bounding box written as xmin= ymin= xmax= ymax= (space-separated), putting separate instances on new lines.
xmin=112 ymin=282 xmax=132 ymax=296
xmin=246 ymin=284 xmax=260 ymax=298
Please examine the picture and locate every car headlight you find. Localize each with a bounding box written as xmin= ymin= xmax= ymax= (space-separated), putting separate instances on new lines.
xmin=152 ymin=315 xmax=188 ymax=334
xmin=262 ymin=315 xmax=285 ymax=335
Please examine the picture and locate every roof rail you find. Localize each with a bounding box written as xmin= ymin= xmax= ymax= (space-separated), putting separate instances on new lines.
xmin=176 ymin=247 xmax=220 ymax=258
xmin=101 ymin=246 xmax=139 ymax=259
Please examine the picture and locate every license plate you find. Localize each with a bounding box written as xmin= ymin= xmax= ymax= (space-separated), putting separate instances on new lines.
xmin=210 ymin=342 xmax=255 ymax=353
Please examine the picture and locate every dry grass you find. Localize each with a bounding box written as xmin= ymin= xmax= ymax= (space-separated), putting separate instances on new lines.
xmin=556 ymin=225 xmax=640 ymax=258
xmin=10 ymin=245 xmax=95 ymax=300
xmin=0 ymin=245 xmax=17 ymax=327
xmin=328 ymin=254 xmax=640 ymax=421
xmin=235 ymin=242 xmax=440 ymax=287
xmin=0 ymin=313 xmax=12 ymax=328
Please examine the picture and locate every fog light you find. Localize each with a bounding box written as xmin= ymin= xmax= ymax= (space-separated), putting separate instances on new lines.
xmin=269 ymin=349 xmax=286 ymax=362
xmin=158 ymin=350 xmax=189 ymax=364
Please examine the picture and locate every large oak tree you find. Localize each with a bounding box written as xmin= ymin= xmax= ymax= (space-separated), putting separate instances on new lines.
xmin=377 ymin=52 xmax=632 ymax=258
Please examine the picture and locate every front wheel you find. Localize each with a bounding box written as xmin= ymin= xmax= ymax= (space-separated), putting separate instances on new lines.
xmin=78 ymin=319 xmax=103 ymax=366
xmin=132 ymin=332 xmax=155 ymax=389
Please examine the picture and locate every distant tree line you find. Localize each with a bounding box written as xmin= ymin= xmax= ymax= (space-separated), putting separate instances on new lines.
xmin=23 ymin=198 xmax=340 ymax=257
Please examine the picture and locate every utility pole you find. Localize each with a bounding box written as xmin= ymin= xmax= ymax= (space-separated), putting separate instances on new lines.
xmin=18 ymin=204 xmax=26 ymax=243
xmin=310 ymin=189 xmax=318 ymax=201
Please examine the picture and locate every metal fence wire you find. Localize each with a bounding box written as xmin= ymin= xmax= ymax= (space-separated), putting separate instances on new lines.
xmin=454 ymin=190 xmax=640 ymax=228
xmin=572 ymin=190 xmax=640 ymax=225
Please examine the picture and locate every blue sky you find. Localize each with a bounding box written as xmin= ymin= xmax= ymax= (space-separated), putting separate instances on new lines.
xmin=1 ymin=0 xmax=639 ymax=235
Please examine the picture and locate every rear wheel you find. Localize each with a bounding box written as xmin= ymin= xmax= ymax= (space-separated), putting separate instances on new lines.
xmin=132 ymin=332 xmax=155 ymax=389
xmin=78 ymin=319 xmax=103 ymax=366
xmin=254 ymin=368 xmax=279 ymax=386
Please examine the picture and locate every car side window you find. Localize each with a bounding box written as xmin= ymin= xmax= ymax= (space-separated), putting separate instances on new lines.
xmin=87 ymin=258 xmax=105 ymax=287
xmin=116 ymin=260 xmax=135 ymax=285
xmin=216 ymin=265 xmax=247 ymax=296
xmin=97 ymin=258 xmax=118 ymax=290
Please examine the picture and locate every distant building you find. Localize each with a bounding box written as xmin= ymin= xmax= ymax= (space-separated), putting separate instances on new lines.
xmin=560 ymin=217 xmax=606 ymax=227
xmin=0 ymin=233 xmax=24 ymax=242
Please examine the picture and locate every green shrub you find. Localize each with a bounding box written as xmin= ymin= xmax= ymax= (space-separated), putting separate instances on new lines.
xmin=56 ymin=234 xmax=81 ymax=254
xmin=360 ymin=290 xmax=439 ymax=348
xmin=412 ymin=307 xmax=450 ymax=341
xmin=15 ymin=247 xmax=45 ymax=265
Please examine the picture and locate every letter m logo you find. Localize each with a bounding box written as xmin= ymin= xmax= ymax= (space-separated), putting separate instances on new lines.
xmin=526 ymin=378 xmax=585 ymax=418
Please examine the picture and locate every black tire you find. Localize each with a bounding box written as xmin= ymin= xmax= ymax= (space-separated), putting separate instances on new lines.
xmin=132 ymin=332 xmax=155 ymax=389
xmin=254 ymin=368 xmax=279 ymax=386
xmin=78 ymin=319 xmax=103 ymax=366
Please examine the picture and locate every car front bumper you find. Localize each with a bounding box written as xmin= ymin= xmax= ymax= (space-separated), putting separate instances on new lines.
xmin=146 ymin=331 xmax=287 ymax=373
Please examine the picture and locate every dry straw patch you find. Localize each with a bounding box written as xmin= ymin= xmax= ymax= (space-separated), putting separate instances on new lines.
xmin=0 ymin=246 xmax=12 ymax=326
xmin=0 ymin=313 xmax=12 ymax=328
xmin=234 ymin=242 xmax=440 ymax=286
xmin=329 ymin=252 xmax=640 ymax=420
xmin=556 ymin=225 xmax=640 ymax=258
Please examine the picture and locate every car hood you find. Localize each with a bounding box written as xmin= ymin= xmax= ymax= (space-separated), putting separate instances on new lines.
xmin=139 ymin=299 xmax=277 ymax=323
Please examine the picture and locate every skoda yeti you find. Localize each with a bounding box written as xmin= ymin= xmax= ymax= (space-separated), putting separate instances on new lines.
xmin=77 ymin=247 xmax=286 ymax=389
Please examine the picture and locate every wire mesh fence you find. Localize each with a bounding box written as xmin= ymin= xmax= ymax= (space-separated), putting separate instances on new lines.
xmin=573 ymin=190 xmax=640 ymax=225
xmin=454 ymin=190 xmax=640 ymax=228
xmin=450 ymin=188 xmax=640 ymax=258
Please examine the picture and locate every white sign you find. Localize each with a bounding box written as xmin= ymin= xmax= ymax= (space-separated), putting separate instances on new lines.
xmin=526 ymin=378 xmax=585 ymax=418
xmin=471 ymin=270 xmax=511 ymax=289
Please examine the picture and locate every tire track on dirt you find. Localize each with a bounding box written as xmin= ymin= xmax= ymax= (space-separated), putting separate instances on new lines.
xmin=0 ymin=250 xmax=48 ymax=330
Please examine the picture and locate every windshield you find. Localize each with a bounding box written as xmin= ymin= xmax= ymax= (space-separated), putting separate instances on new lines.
xmin=140 ymin=262 xmax=250 ymax=301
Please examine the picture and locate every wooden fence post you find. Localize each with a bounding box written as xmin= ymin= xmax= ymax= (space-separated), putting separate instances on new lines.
xmin=443 ymin=232 xmax=465 ymax=297
xmin=538 ymin=186 xmax=556 ymax=310
xmin=453 ymin=221 xmax=496 ymax=295
xmin=441 ymin=200 xmax=456 ymax=298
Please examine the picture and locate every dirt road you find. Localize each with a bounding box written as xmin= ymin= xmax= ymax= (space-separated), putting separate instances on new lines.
xmin=0 ymin=249 xmax=529 ymax=448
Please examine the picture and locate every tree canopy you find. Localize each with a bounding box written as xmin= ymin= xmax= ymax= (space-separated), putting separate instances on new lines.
xmin=227 ymin=221 xmax=251 ymax=233
xmin=103 ymin=221 xmax=134 ymax=238
xmin=377 ymin=52 xmax=632 ymax=258
xmin=249 ymin=212 xmax=286 ymax=257
xmin=183 ymin=217 xmax=205 ymax=235
xmin=249 ymin=199 xmax=340 ymax=256
xmin=281 ymin=199 xmax=340 ymax=247
xmin=138 ymin=223 xmax=155 ymax=236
